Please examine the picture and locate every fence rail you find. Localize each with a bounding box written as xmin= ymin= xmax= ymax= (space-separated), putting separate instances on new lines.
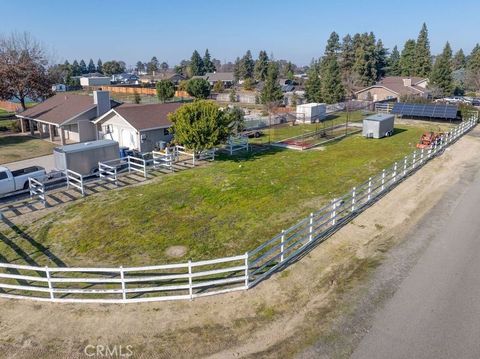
xmin=0 ymin=117 xmax=476 ymax=304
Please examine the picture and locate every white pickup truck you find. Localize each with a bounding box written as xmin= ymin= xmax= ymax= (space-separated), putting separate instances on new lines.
xmin=0 ymin=166 xmax=46 ymax=196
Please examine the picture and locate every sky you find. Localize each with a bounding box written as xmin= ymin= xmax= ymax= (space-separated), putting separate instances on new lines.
xmin=2 ymin=0 xmax=480 ymax=67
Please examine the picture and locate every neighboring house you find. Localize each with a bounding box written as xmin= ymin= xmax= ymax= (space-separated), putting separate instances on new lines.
xmin=80 ymin=76 xmax=111 ymax=87
xmin=139 ymin=72 xmax=186 ymax=85
xmin=16 ymin=91 xmax=120 ymax=145
xmin=110 ymin=73 xmax=140 ymax=84
xmin=193 ymin=72 xmax=235 ymax=87
xmin=355 ymin=77 xmax=429 ymax=102
xmin=52 ymin=84 xmax=67 ymax=92
xmin=93 ymin=102 xmax=183 ymax=152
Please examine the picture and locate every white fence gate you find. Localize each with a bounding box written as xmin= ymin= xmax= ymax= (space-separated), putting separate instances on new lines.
xmin=127 ymin=156 xmax=147 ymax=178
xmin=98 ymin=161 xmax=119 ymax=186
xmin=66 ymin=169 xmax=85 ymax=196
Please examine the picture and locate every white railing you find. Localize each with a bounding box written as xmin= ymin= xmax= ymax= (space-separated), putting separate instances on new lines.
xmin=127 ymin=156 xmax=147 ymax=178
xmin=0 ymin=117 xmax=476 ymax=304
xmin=227 ymin=136 xmax=249 ymax=155
xmin=28 ymin=177 xmax=46 ymax=206
xmin=66 ymin=169 xmax=85 ymax=196
xmin=98 ymin=161 xmax=119 ymax=186
xmin=152 ymin=150 xmax=176 ymax=172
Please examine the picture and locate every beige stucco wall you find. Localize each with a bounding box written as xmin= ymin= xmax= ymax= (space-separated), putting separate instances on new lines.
xmin=356 ymin=87 xmax=398 ymax=101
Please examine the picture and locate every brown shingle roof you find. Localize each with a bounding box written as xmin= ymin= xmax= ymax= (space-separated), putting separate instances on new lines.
xmin=114 ymin=102 xmax=183 ymax=131
xmin=355 ymin=76 xmax=428 ymax=97
xmin=18 ymin=94 xmax=97 ymax=125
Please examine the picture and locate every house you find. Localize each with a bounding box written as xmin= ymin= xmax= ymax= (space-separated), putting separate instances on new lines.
xmin=193 ymin=72 xmax=235 ymax=87
xmin=16 ymin=91 xmax=120 ymax=145
xmin=355 ymin=77 xmax=429 ymax=102
xmin=80 ymin=76 xmax=111 ymax=86
xmin=139 ymin=72 xmax=186 ymax=85
xmin=110 ymin=73 xmax=139 ymax=84
xmin=52 ymin=84 xmax=67 ymax=92
xmin=93 ymin=102 xmax=183 ymax=152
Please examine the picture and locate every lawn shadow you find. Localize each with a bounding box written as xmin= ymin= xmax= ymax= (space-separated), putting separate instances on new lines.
xmin=215 ymin=144 xmax=289 ymax=163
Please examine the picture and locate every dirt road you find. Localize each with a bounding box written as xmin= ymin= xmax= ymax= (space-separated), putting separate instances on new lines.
xmin=1 ymin=128 xmax=480 ymax=358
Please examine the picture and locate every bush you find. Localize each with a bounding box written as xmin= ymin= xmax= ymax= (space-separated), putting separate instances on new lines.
xmin=156 ymin=80 xmax=175 ymax=102
xmin=186 ymin=78 xmax=211 ymax=99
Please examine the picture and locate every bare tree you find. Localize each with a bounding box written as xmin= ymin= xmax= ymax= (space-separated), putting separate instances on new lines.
xmin=0 ymin=31 xmax=52 ymax=110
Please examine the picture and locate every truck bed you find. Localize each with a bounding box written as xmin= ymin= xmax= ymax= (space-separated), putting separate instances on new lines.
xmin=11 ymin=166 xmax=44 ymax=177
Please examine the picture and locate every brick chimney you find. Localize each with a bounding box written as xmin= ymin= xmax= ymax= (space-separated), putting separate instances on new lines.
xmin=403 ymin=78 xmax=412 ymax=87
xmin=93 ymin=90 xmax=111 ymax=117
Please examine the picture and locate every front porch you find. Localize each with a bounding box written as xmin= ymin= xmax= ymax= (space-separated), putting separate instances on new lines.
xmin=18 ymin=118 xmax=74 ymax=145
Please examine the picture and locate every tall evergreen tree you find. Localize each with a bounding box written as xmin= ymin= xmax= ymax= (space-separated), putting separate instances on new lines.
xmin=430 ymin=42 xmax=454 ymax=96
xmin=240 ymin=50 xmax=255 ymax=79
xmin=87 ymin=59 xmax=96 ymax=73
xmin=465 ymin=44 xmax=480 ymax=91
xmin=189 ymin=50 xmax=204 ymax=76
xmin=136 ymin=61 xmax=145 ymax=73
xmin=388 ymin=45 xmax=401 ymax=76
xmin=375 ymin=39 xmax=388 ymax=79
xmin=452 ymin=49 xmax=466 ymax=70
xmin=340 ymin=34 xmax=355 ymax=77
xmin=260 ymin=62 xmax=283 ymax=105
xmin=254 ymin=50 xmax=269 ymax=81
xmin=400 ymin=39 xmax=416 ymax=76
xmin=233 ymin=57 xmax=241 ymax=82
xmin=147 ymin=56 xmax=159 ymax=74
xmin=321 ymin=32 xmax=344 ymax=103
xmin=96 ymin=59 xmax=103 ymax=74
xmin=353 ymin=32 xmax=378 ymax=86
xmin=305 ymin=61 xmax=322 ymax=102
xmin=203 ymin=49 xmax=216 ymax=73
xmin=414 ymin=23 xmax=432 ymax=77
xmin=71 ymin=60 xmax=81 ymax=76
xmin=325 ymin=31 xmax=341 ymax=56
xmin=79 ymin=59 xmax=88 ymax=74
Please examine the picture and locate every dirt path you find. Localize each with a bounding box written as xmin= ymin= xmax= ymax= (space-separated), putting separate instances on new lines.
xmin=1 ymin=128 xmax=480 ymax=359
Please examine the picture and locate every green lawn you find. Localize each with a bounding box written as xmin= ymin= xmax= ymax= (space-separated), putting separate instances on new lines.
xmin=0 ymin=135 xmax=56 ymax=164
xmin=0 ymin=108 xmax=17 ymax=132
xmin=1 ymin=123 xmax=442 ymax=268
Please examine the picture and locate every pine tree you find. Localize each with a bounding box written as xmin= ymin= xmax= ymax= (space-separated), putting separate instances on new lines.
xmin=189 ymin=50 xmax=204 ymax=76
xmin=414 ymin=23 xmax=432 ymax=77
xmin=452 ymin=49 xmax=466 ymax=70
xmin=96 ymin=59 xmax=103 ymax=74
xmin=388 ymin=46 xmax=401 ymax=76
xmin=430 ymin=42 xmax=454 ymax=96
xmin=325 ymin=31 xmax=341 ymax=56
xmin=321 ymin=56 xmax=344 ymax=104
xmin=353 ymin=33 xmax=378 ymax=86
xmin=340 ymin=34 xmax=355 ymax=77
xmin=465 ymin=44 xmax=480 ymax=91
xmin=71 ymin=60 xmax=81 ymax=76
xmin=233 ymin=57 xmax=241 ymax=82
xmin=136 ymin=61 xmax=145 ymax=73
xmin=147 ymin=56 xmax=159 ymax=74
xmin=375 ymin=39 xmax=388 ymax=79
xmin=79 ymin=59 xmax=87 ymax=74
xmin=260 ymin=62 xmax=283 ymax=105
xmin=240 ymin=50 xmax=255 ymax=79
xmin=87 ymin=59 xmax=96 ymax=73
xmin=254 ymin=50 xmax=269 ymax=81
xmin=203 ymin=49 xmax=216 ymax=73
xmin=400 ymin=39 xmax=416 ymax=76
xmin=305 ymin=61 xmax=322 ymax=103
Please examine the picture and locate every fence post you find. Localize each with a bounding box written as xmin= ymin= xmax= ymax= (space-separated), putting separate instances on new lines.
xmin=393 ymin=162 xmax=398 ymax=182
xmin=280 ymin=230 xmax=285 ymax=262
xmin=188 ymin=260 xmax=193 ymax=300
xmin=421 ymin=148 xmax=424 ymax=163
xmin=413 ymin=151 xmax=417 ymax=168
xmin=143 ymin=159 xmax=147 ymax=179
xmin=244 ymin=252 xmax=249 ymax=289
xmin=351 ymin=187 xmax=356 ymax=212
xmin=403 ymin=156 xmax=407 ymax=176
xmin=80 ymin=175 xmax=85 ymax=197
xmin=331 ymin=199 xmax=337 ymax=226
xmin=309 ymin=213 xmax=314 ymax=242
xmin=45 ymin=266 xmax=54 ymax=301
xmin=367 ymin=177 xmax=372 ymax=201
xmin=120 ymin=266 xmax=126 ymax=302
xmin=381 ymin=169 xmax=386 ymax=191
xmin=127 ymin=156 xmax=131 ymax=173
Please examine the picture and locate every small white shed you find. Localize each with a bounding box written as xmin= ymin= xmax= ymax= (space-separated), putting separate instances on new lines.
xmin=362 ymin=114 xmax=395 ymax=139
xmin=296 ymin=103 xmax=327 ymax=123
xmin=80 ymin=76 xmax=111 ymax=87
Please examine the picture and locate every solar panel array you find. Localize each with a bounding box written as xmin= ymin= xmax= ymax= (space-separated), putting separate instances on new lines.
xmin=391 ymin=103 xmax=458 ymax=119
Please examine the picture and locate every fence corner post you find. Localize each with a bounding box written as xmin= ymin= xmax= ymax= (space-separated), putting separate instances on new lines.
xmin=351 ymin=187 xmax=356 ymax=212
xmin=331 ymin=198 xmax=337 ymax=226
xmin=367 ymin=177 xmax=372 ymax=201
xmin=188 ymin=260 xmax=193 ymax=300
xmin=120 ymin=265 xmax=126 ymax=302
xmin=381 ymin=169 xmax=386 ymax=191
xmin=45 ymin=266 xmax=54 ymax=301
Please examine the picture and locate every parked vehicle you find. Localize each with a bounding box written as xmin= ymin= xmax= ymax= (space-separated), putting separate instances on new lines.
xmin=54 ymin=140 xmax=120 ymax=176
xmin=0 ymin=166 xmax=46 ymax=196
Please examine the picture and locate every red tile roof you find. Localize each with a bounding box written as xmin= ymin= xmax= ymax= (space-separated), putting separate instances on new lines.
xmin=114 ymin=102 xmax=183 ymax=131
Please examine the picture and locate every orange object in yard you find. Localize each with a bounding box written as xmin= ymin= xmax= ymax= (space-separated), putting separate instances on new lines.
xmin=416 ymin=132 xmax=443 ymax=149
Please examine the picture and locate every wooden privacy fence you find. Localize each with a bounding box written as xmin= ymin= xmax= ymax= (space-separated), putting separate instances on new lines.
xmin=0 ymin=117 xmax=477 ymax=304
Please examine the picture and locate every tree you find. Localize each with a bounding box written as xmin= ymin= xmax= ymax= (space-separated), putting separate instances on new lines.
xmin=233 ymin=57 xmax=241 ymax=82
xmin=79 ymin=59 xmax=87 ymax=74
xmin=186 ymin=78 xmax=211 ymax=99
xmin=133 ymin=91 xmax=141 ymax=104
xmin=414 ymin=23 xmax=432 ymax=77
xmin=305 ymin=60 xmax=322 ymax=102
xmin=213 ymin=80 xmax=224 ymax=93
xmin=254 ymin=50 xmax=269 ymax=81
xmin=87 ymin=59 xmax=96 ymax=73
xmin=156 ymin=80 xmax=175 ymax=102
xmin=160 ymin=62 xmax=169 ymax=72
xmin=353 ymin=32 xmax=378 ymax=86
xmin=229 ymin=87 xmax=237 ymax=102
xmin=203 ymin=49 xmax=216 ymax=73
xmin=340 ymin=34 xmax=355 ymax=79
xmin=400 ymin=39 xmax=416 ymax=76
xmin=190 ymin=50 xmax=204 ymax=76
xmin=284 ymin=61 xmax=295 ymax=80
xmin=0 ymin=32 xmax=53 ymax=110
xmin=225 ymin=106 xmax=245 ymax=134
xmin=321 ymin=35 xmax=345 ymax=104
xmin=452 ymin=49 xmax=466 ymax=70
xmin=430 ymin=42 xmax=454 ymax=96
xmin=136 ymin=61 xmax=145 ymax=73
xmin=240 ymin=50 xmax=254 ymax=79
xmin=388 ymin=45 xmax=401 ymax=76
xmin=71 ymin=60 xmax=81 ymax=76
xmin=325 ymin=31 xmax=341 ymax=56
xmin=168 ymin=100 xmax=234 ymax=153
xmin=102 ymin=60 xmax=125 ymax=75
xmin=242 ymin=77 xmax=254 ymax=91
xmin=465 ymin=45 xmax=480 ymax=91
xmin=260 ymin=62 xmax=283 ymax=105
xmin=147 ymin=56 xmax=159 ymax=74
xmin=375 ymin=39 xmax=388 ymax=79
xmin=96 ymin=59 xmax=103 ymax=74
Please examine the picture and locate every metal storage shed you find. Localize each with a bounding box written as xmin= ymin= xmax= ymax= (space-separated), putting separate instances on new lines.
xmin=362 ymin=114 xmax=395 ymax=139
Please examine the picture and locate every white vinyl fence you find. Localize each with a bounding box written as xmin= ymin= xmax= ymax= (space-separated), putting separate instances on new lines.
xmin=0 ymin=117 xmax=476 ymax=304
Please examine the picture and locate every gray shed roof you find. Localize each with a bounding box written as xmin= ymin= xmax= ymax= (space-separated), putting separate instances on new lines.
xmin=364 ymin=114 xmax=394 ymax=122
